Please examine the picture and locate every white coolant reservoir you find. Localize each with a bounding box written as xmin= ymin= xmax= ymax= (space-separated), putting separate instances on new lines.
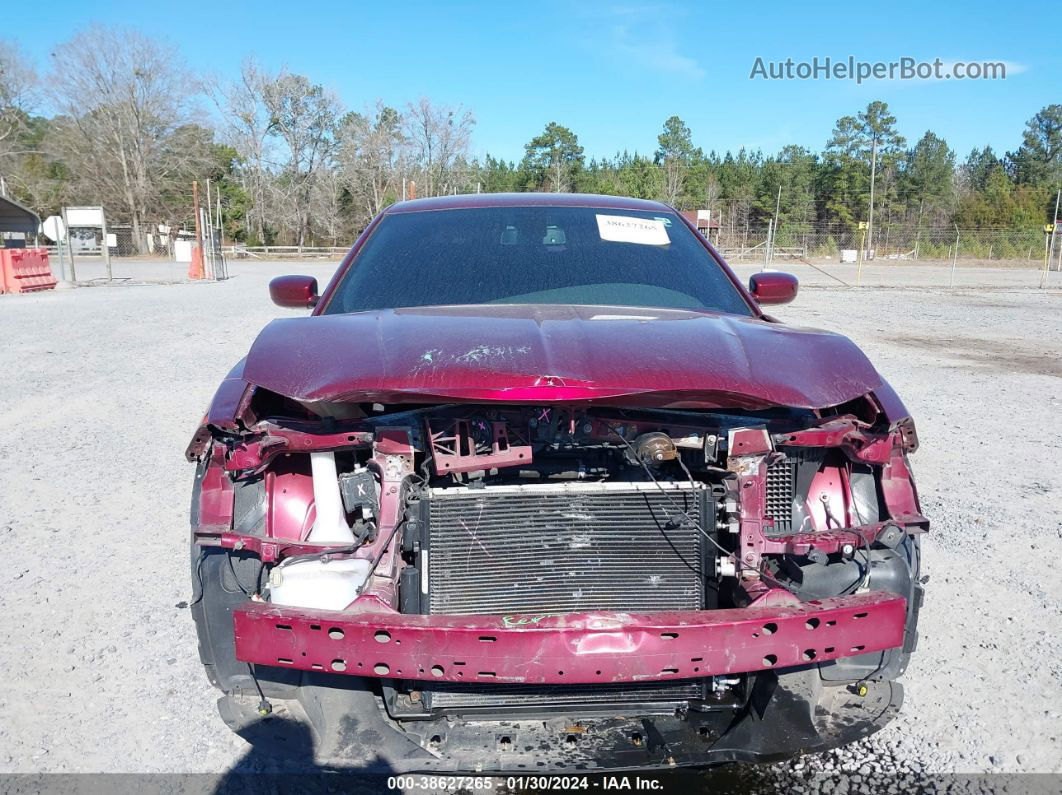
xmin=268 ymin=557 xmax=372 ymax=610
xmin=307 ymin=451 xmax=356 ymax=544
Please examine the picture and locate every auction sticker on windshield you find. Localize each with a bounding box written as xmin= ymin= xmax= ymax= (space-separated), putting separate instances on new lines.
xmin=596 ymin=214 xmax=670 ymax=246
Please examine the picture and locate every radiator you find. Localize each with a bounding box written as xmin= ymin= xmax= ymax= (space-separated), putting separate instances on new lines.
xmin=412 ymin=481 xmax=709 ymax=712
xmin=423 ymin=481 xmax=708 ymax=615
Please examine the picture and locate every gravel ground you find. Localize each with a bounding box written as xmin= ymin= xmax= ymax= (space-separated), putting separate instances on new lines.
xmin=0 ymin=260 xmax=1059 ymax=788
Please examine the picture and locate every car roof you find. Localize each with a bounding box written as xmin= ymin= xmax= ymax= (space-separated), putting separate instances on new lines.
xmin=384 ymin=192 xmax=675 ymax=214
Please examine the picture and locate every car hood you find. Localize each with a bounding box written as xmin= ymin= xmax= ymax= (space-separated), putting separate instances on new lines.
xmin=240 ymin=304 xmax=885 ymax=410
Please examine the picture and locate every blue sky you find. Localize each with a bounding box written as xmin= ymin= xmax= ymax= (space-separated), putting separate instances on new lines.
xmin=9 ymin=0 xmax=1057 ymax=162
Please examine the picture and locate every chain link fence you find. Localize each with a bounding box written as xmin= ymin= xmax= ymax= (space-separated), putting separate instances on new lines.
xmin=67 ymin=221 xmax=1054 ymax=266
xmin=45 ymin=226 xmax=178 ymax=258
xmin=716 ymin=224 xmax=1054 ymax=268
xmin=38 ymin=207 xmax=1062 ymax=288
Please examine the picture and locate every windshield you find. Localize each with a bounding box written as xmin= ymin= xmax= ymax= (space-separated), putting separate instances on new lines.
xmin=322 ymin=206 xmax=752 ymax=316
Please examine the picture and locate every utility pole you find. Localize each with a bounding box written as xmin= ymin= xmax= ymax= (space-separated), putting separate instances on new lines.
xmin=54 ymin=222 xmax=68 ymax=283
xmin=1042 ymin=224 xmax=1053 ymax=289
xmin=867 ymin=139 xmax=878 ymax=259
xmin=191 ymin=180 xmax=204 ymax=280
xmin=1051 ymin=188 xmax=1061 ymax=273
xmin=770 ymin=184 xmax=782 ymax=267
xmin=205 ymin=178 xmax=214 ymax=280
xmin=1044 ymin=189 xmax=1060 ymax=288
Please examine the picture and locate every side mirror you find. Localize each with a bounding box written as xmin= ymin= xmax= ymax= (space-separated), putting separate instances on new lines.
xmin=270 ymin=275 xmax=319 ymax=308
xmin=749 ymin=272 xmax=798 ymax=305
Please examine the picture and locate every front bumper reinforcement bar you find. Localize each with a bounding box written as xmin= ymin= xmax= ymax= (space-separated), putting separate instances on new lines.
xmin=233 ymin=591 xmax=906 ymax=684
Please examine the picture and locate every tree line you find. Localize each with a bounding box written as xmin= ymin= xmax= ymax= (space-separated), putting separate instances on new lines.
xmin=0 ymin=26 xmax=1059 ymax=253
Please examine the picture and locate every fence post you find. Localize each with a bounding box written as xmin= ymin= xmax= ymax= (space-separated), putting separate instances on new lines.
xmin=1041 ymin=229 xmax=1051 ymax=289
xmin=61 ymin=207 xmax=77 ymax=283
xmin=949 ymin=227 xmax=959 ymax=288
xmin=54 ymin=232 xmax=68 ymax=282
xmin=101 ymin=209 xmax=112 ymax=281
xmin=856 ymin=226 xmax=867 ymax=287
xmin=763 ymin=219 xmax=773 ymax=270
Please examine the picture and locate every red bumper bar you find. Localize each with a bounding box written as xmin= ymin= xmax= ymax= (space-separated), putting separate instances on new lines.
xmin=233 ymin=592 xmax=906 ymax=684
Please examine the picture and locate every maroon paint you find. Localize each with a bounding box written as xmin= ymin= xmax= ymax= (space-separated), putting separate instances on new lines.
xmin=269 ymin=275 xmax=319 ymax=308
xmin=195 ymin=446 xmax=234 ymax=532
xmin=233 ymin=591 xmax=906 ymax=684
xmin=869 ymin=381 xmax=914 ymax=431
xmin=748 ymin=272 xmax=800 ymax=305
xmin=188 ymin=194 xmax=914 ymax=435
xmin=806 ymin=463 xmax=854 ymax=529
xmin=224 ymin=425 xmax=374 ymax=473
xmin=369 ymin=427 xmax=415 ymax=563
xmin=264 ymin=463 xmax=317 ymax=541
xmin=780 ymin=422 xmax=896 ymax=464
xmin=881 ymin=445 xmax=927 ymax=527
xmin=204 ymin=364 xmax=253 ymax=432
xmin=240 ymin=305 xmax=886 ymax=411
xmin=386 ymin=193 xmax=687 ymax=214
xmin=427 ymin=418 xmax=533 ymax=475
xmin=726 ymin=428 xmax=925 ymax=567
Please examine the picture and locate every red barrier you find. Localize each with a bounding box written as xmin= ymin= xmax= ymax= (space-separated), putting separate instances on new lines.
xmin=0 ymin=248 xmax=58 ymax=294
xmin=188 ymin=244 xmax=204 ymax=280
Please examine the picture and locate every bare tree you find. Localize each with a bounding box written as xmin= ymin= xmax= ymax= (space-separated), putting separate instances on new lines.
xmin=0 ymin=39 xmax=39 ymax=195
xmin=214 ymin=61 xmax=275 ymax=243
xmin=217 ymin=78 xmax=475 ymax=243
xmin=703 ymin=172 xmax=721 ymax=212
xmin=260 ymin=71 xmax=340 ymax=247
xmin=216 ymin=63 xmax=343 ymax=245
xmin=308 ymin=166 xmax=346 ymax=246
xmin=48 ymin=26 xmax=200 ymax=251
xmin=404 ymin=98 xmax=474 ymax=196
xmin=338 ymin=102 xmax=407 ymax=224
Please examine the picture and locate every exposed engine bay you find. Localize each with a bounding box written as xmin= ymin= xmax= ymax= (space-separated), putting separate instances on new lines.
xmin=188 ymin=397 xmax=926 ymax=769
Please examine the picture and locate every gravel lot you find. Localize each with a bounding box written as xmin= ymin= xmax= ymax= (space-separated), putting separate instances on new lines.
xmin=0 ymin=260 xmax=1059 ymax=787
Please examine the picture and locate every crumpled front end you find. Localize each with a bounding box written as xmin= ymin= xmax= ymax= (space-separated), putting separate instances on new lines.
xmin=187 ymin=379 xmax=925 ymax=771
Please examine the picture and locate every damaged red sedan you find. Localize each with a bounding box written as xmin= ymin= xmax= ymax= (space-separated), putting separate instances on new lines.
xmin=187 ymin=193 xmax=926 ymax=771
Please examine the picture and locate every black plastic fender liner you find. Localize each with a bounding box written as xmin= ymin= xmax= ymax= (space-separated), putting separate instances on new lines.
xmin=295 ymin=674 xmax=435 ymax=766
xmin=777 ymin=534 xmax=921 ymax=684
xmin=814 ymin=679 xmax=903 ymax=749
xmin=190 ymin=458 xmax=300 ymax=698
xmin=190 ymin=542 xmax=300 ymax=698
xmin=705 ymin=665 xmax=823 ymax=763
